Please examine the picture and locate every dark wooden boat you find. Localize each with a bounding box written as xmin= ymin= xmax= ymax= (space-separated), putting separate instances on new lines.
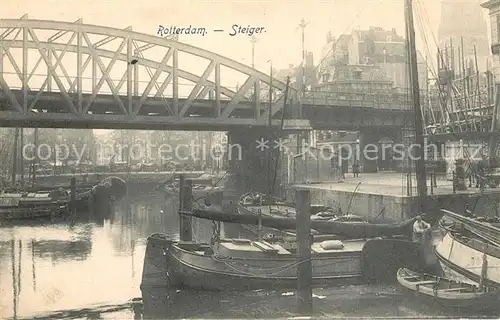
xmin=397 ymin=268 xmax=499 ymax=309
xmin=141 ymin=233 xmax=424 ymax=291
xmin=0 ymin=193 xmax=68 ymax=220
xmin=143 ymin=233 xmax=365 ymax=290
xmin=185 ymin=208 xmax=419 ymax=239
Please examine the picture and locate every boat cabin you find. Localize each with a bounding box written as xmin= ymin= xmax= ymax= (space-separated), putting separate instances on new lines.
xmin=211 ymin=239 xmax=365 ymax=259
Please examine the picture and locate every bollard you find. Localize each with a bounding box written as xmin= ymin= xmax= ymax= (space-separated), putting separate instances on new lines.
xmin=295 ymin=188 xmax=313 ymax=315
xmin=452 ymin=171 xmax=456 ymax=194
xmin=179 ymin=175 xmax=193 ymax=242
xmin=70 ymin=177 xmax=76 ymax=214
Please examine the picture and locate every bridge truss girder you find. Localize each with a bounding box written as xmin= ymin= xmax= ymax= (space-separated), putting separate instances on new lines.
xmin=0 ymin=16 xmax=296 ymax=128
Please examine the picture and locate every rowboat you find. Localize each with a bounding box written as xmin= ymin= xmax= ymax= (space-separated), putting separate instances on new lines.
xmin=397 ymin=268 xmax=499 ymax=309
xmin=237 ymin=192 xmax=296 ymax=217
xmin=165 ymin=181 xmax=222 ymax=198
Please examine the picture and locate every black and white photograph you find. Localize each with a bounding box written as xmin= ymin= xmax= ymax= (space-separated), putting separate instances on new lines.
xmin=0 ymin=0 xmax=500 ymax=318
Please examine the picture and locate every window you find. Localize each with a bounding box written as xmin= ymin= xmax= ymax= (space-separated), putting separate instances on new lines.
xmin=343 ymin=70 xmax=349 ymax=79
xmin=322 ymin=73 xmax=329 ymax=82
xmin=354 ymin=71 xmax=362 ymax=80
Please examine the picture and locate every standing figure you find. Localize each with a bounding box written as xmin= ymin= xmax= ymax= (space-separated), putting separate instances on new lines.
xmin=412 ymin=215 xmax=431 ymax=243
xmin=352 ymin=161 xmax=360 ymax=178
xmin=413 ymin=214 xmax=432 ymax=275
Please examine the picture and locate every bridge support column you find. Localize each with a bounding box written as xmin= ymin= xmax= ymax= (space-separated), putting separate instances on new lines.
xmin=358 ymin=131 xmax=380 ymax=173
xmin=226 ymin=129 xmax=277 ymax=195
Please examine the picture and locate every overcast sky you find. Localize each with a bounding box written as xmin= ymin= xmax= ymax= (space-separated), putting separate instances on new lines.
xmin=2 ymin=0 xmax=474 ymax=72
xmin=1 ymin=0 xmax=490 ymax=136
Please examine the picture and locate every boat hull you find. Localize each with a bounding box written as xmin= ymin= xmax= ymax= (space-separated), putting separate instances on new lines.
xmin=141 ymin=235 xmax=429 ymax=291
xmin=144 ymin=234 xmax=363 ymax=291
xmin=435 ymin=232 xmax=500 ymax=288
xmin=0 ymin=204 xmax=68 ymax=220
xmin=189 ymin=204 xmax=417 ymax=239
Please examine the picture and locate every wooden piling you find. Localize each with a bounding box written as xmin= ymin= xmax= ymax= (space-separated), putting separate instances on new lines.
xmin=452 ymin=171 xmax=456 ymax=193
xmin=430 ymin=174 xmax=434 ymax=195
xmin=179 ymin=175 xmax=193 ymax=242
xmin=295 ymin=188 xmax=312 ymax=315
xmin=70 ymin=177 xmax=76 ymax=214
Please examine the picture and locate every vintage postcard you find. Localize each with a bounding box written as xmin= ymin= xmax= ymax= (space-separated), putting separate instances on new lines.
xmin=0 ymin=0 xmax=499 ymax=319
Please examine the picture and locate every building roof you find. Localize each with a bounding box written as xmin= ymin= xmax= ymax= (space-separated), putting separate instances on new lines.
xmin=354 ymin=27 xmax=405 ymax=43
xmin=481 ymin=0 xmax=500 ymax=9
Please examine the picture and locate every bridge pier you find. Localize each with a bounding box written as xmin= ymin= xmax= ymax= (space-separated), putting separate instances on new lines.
xmin=358 ymin=131 xmax=379 ymax=173
xmin=225 ymin=128 xmax=279 ymax=195
xmin=358 ymin=130 xmax=404 ymax=173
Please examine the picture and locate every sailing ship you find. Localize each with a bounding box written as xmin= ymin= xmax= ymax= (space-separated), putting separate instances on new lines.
xmin=396 ymin=268 xmax=499 ymax=309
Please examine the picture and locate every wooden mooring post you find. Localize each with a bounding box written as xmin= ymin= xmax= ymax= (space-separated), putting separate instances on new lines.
xmin=295 ymin=188 xmax=313 ymax=315
xmin=70 ymin=177 xmax=77 ymax=215
xmin=179 ymin=175 xmax=193 ymax=242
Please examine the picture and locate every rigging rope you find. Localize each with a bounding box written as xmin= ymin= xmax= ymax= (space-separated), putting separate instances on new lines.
xmin=413 ymin=0 xmax=495 ymax=214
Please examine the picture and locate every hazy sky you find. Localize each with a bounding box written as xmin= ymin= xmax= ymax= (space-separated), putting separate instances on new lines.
xmin=1 ymin=0 xmax=490 ymax=137
xmin=1 ymin=0 xmax=469 ymax=72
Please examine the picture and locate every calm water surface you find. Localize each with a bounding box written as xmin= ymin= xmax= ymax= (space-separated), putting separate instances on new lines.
xmin=0 ymin=193 xmax=215 ymax=319
xmin=0 ymin=192 xmax=498 ymax=319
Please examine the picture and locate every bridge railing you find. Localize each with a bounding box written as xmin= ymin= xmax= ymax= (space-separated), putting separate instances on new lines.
xmin=302 ymin=90 xmax=411 ymax=110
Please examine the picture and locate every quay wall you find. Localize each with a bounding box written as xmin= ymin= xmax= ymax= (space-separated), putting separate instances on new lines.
xmin=285 ymin=187 xmax=500 ymax=221
xmin=34 ymin=171 xmax=206 ymax=187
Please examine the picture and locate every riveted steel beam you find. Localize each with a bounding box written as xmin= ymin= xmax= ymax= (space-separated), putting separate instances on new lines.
xmin=0 ymin=18 xmax=297 ymax=121
xmin=221 ymin=76 xmax=258 ymax=118
xmin=0 ymin=19 xmax=292 ymax=92
xmin=22 ymin=26 xmax=28 ymax=113
xmin=136 ymin=48 xmax=174 ymax=114
xmin=82 ymin=32 xmax=127 ymax=115
xmin=4 ymin=40 xmax=238 ymax=100
xmin=28 ymin=27 xmax=77 ymax=114
xmin=180 ymin=60 xmax=216 ymax=116
xmin=172 ymin=48 xmax=178 ymax=116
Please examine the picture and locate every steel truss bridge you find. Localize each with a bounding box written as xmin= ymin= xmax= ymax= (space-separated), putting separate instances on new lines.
xmin=0 ymin=16 xmax=411 ymax=131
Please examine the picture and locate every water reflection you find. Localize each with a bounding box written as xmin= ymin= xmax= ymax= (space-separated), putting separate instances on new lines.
xmin=0 ymin=191 xmax=497 ymax=319
xmin=0 ymin=192 xmax=201 ymax=319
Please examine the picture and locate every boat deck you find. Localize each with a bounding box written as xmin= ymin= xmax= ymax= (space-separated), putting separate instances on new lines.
xmin=243 ymin=205 xmax=296 ymax=217
xmin=214 ymin=239 xmax=365 ymax=259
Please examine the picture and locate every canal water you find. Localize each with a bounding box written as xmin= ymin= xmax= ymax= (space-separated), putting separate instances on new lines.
xmin=0 ymin=191 xmax=498 ymax=319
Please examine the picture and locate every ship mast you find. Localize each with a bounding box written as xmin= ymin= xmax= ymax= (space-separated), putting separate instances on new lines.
xmin=404 ymin=0 xmax=427 ymax=212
